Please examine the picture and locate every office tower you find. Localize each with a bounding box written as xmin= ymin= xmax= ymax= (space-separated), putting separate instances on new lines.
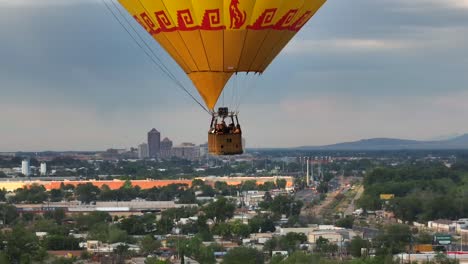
xmin=147 ymin=128 xmax=161 ymax=158
xmin=160 ymin=137 xmax=173 ymax=159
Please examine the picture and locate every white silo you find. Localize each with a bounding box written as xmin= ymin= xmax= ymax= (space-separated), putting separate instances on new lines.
xmin=21 ymin=160 xmax=30 ymax=176
xmin=40 ymin=162 xmax=47 ymax=176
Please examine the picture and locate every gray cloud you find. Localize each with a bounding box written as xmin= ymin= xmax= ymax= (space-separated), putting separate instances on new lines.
xmin=1 ymin=0 xmax=468 ymax=150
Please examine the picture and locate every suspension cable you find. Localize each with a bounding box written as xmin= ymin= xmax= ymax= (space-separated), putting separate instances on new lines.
xmin=100 ymin=0 xmax=210 ymax=114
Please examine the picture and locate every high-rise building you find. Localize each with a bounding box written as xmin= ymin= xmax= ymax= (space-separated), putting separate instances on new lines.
xmin=160 ymin=137 xmax=173 ymax=159
xmin=147 ymin=128 xmax=161 ymax=158
xmin=138 ymin=143 xmax=149 ymax=159
xmin=40 ymin=162 xmax=47 ymax=176
xmin=21 ymin=159 xmax=30 ymax=176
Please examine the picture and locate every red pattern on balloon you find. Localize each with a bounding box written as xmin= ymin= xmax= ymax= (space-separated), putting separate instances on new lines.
xmin=177 ymin=9 xmax=200 ymax=30
xmin=201 ymin=9 xmax=226 ymax=30
xmin=273 ymin=9 xmax=299 ymax=30
xmin=139 ymin=12 xmax=160 ymax=34
xmin=229 ymin=0 xmax=247 ymax=29
xmin=289 ymin=10 xmax=312 ymax=31
xmin=155 ymin=11 xmax=177 ymax=32
xmin=247 ymin=8 xmax=277 ymax=30
xmin=134 ymin=7 xmax=315 ymax=34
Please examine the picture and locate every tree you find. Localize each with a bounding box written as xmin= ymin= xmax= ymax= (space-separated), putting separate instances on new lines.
xmin=108 ymin=226 xmax=129 ymax=243
xmin=230 ymin=220 xmax=251 ymax=239
xmin=349 ymin=236 xmax=370 ymax=258
xmin=222 ymin=247 xmax=264 ymax=264
xmin=178 ymin=190 xmax=196 ymax=203
xmin=212 ymin=222 xmax=232 ymax=238
xmin=241 ymin=180 xmax=257 ymax=191
xmin=44 ymin=235 xmax=80 ymax=250
xmin=264 ymin=233 xmax=307 ymax=254
xmin=373 ymin=224 xmax=411 ymax=255
xmin=2 ymin=225 xmax=47 ymax=263
xmin=192 ymin=179 xmax=205 ymax=188
xmin=145 ymin=258 xmax=170 ymax=264
xmin=11 ymin=184 xmax=47 ymax=204
xmin=249 ymin=215 xmax=276 ymax=233
xmin=317 ymin=182 xmax=328 ymax=194
xmin=75 ymin=183 xmax=100 ymax=204
xmin=49 ymin=189 xmax=64 ymax=202
xmin=268 ymin=195 xmax=303 ymax=217
xmin=315 ymin=237 xmax=338 ymax=255
xmin=0 ymin=204 xmax=18 ymax=225
xmin=0 ymin=188 xmax=6 ymax=201
xmin=202 ymin=197 xmax=235 ymax=223
xmin=114 ymin=244 xmax=130 ymax=264
xmin=44 ymin=208 xmax=66 ymax=224
xmin=276 ymin=252 xmax=319 ymax=264
xmin=140 ymin=235 xmax=161 ymax=255
xmin=336 ymin=216 xmax=354 ymax=229
xmin=275 ymin=179 xmax=287 ymax=189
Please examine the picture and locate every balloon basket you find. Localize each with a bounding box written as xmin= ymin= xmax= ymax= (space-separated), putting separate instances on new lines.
xmin=208 ymin=107 xmax=243 ymax=155
xmin=208 ymin=133 xmax=243 ymax=155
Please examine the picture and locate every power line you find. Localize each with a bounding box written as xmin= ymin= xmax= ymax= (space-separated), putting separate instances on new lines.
xmin=100 ymin=0 xmax=210 ymax=114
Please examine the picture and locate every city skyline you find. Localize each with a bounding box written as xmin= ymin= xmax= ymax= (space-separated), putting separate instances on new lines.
xmin=1 ymin=0 xmax=468 ymax=151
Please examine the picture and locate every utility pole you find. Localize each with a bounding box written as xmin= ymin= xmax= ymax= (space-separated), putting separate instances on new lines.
xmin=306 ymin=157 xmax=310 ymax=187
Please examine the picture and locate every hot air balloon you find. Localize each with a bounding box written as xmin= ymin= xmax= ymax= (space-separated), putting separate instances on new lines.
xmin=117 ymin=0 xmax=326 ymax=155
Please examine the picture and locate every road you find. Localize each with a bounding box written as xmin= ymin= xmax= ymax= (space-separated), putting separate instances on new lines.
xmin=344 ymin=185 xmax=364 ymax=215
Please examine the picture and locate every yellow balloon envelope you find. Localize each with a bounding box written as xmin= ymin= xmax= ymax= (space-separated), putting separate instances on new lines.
xmin=118 ymin=0 xmax=326 ymax=110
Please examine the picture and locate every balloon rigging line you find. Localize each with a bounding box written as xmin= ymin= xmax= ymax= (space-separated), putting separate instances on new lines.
xmin=101 ymin=0 xmax=210 ymax=114
xmin=109 ymin=0 xmax=179 ymax=83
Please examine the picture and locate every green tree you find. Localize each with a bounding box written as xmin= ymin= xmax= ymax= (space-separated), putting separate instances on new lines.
xmin=349 ymin=236 xmax=370 ymax=258
xmin=0 ymin=188 xmax=6 ymax=201
xmin=203 ymin=197 xmax=235 ymax=223
xmin=222 ymin=247 xmax=264 ymax=264
xmin=275 ymin=179 xmax=287 ymax=189
xmin=0 ymin=204 xmax=18 ymax=225
xmin=336 ymin=215 xmax=354 ymax=229
xmin=75 ymin=183 xmax=100 ymax=204
xmin=2 ymin=225 xmax=47 ymax=263
xmin=140 ymin=235 xmax=161 ymax=255
xmin=49 ymin=189 xmax=64 ymax=202
xmin=277 ymin=252 xmax=319 ymax=264
xmin=108 ymin=226 xmax=129 ymax=243
xmin=44 ymin=208 xmax=66 ymax=224
xmin=192 ymin=179 xmax=205 ymax=188
xmin=145 ymin=257 xmax=170 ymax=264
xmin=241 ymin=180 xmax=258 ymax=191
xmin=230 ymin=220 xmax=251 ymax=239
xmin=249 ymin=215 xmax=276 ymax=233
xmin=373 ymin=224 xmax=411 ymax=255
xmin=44 ymin=235 xmax=80 ymax=250
xmin=114 ymin=244 xmax=130 ymax=264
xmin=315 ymin=237 xmax=338 ymax=255
xmin=11 ymin=184 xmax=48 ymax=203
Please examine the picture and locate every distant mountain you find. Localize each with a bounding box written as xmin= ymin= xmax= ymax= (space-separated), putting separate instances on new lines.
xmin=298 ymin=134 xmax=468 ymax=150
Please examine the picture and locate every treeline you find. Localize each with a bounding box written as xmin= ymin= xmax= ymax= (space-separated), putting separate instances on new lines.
xmin=6 ymin=178 xmax=287 ymax=205
xmin=358 ymin=161 xmax=468 ymax=222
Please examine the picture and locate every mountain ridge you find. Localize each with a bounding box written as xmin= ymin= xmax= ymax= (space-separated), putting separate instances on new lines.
xmin=298 ymin=134 xmax=468 ymax=150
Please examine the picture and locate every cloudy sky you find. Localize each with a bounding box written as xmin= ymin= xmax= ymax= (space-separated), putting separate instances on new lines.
xmin=1 ymin=0 xmax=468 ymax=151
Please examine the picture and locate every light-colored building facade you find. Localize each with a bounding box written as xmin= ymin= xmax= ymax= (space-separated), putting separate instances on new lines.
xmin=40 ymin=162 xmax=47 ymax=176
xmin=172 ymin=143 xmax=200 ymax=161
xmin=138 ymin=143 xmax=149 ymax=159
xmin=21 ymin=160 xmax=30 ymax=176
xmin=160 ymin=137 xmax=173 ymax=159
